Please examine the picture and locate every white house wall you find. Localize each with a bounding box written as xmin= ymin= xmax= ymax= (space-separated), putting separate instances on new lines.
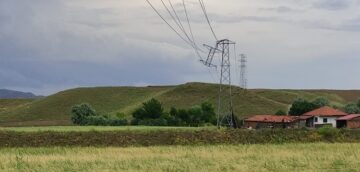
xmin=313 ymin=116 xmax=337 ymax=127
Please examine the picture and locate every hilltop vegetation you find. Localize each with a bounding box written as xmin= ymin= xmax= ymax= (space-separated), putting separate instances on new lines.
xmin=1 ymin=82 xmax=360 ymax=126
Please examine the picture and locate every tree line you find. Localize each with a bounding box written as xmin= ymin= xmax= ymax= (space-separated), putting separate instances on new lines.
xmin=276 ymin=97 xmax=360 ymax=116
xmin=71 ymin=98 xmax=217 ymax=126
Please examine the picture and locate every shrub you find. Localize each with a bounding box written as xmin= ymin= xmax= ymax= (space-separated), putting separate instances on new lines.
xmin=116 ymin=112 xmax=126 ymax=119
xmin=163 ymin=113 xmax=183 ymax=126
xmin=312 ymin=97 xmax=330 ymax=108
xmin=109 ymin=118 xmax=128 ymax=126
xmin=132 ymin=99 xmax=164 ymax=120
xmin=130 ymin=118 xmax=140 ymax=125
xmin=317 ymin=126 xmax=340 ymax=139
xmin=275 ymin=110 xmax=287 ymax=116
xmin=344 ymin=103 xmax=360 ymax=114
xmin=71 ymin=103 xmax=128 ymax=126
xmin=84 ymin=116 xmax=109 ymax=126
xmin=138 ymin=118 xmax=168 ymax=126
xmin=131 ymin=100 xmax=217 ymax=127
xmin=71 ymin=103 xmax=97 ymax=125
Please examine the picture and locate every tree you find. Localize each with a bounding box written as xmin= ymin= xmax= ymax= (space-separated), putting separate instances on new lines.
xmin=357 ymin=99 xmax=360 ymax=108
xmin=344 ymin=103 xmax=360 ymax=114
xmin=132 ymin=98 xmax=164 ymax=120
xmin=275 ymin=110 xmax=287 ymax=116
xmin=169 ymin=107 xmax=178 ymax=117
xmin=200 ymin=102 xmax=217 ymax=124
xmin=288 ymin=98 xmax=316 ymax=116
xmin=71 ymin=103 xmax=97 ymax=125
xmin=312 ymin=97 xmax=330 ymax=108
xmin=176 ymin=109 xmax=191 ymax=124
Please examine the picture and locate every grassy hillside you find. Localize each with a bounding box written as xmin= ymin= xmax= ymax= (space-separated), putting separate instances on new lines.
xmin=0 ymin=99 xmax=34 ymax=113
xmin=0 ymin=82 xmax=359 ymax=126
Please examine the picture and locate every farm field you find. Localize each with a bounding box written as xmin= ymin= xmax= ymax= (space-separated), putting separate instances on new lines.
xmin=0 ymin=143 xmax=359 ymax=172
xmin=0 ymin=126 xmax=212 ymax=132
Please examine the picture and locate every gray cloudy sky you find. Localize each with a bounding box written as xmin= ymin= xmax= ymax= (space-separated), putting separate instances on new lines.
xmin=0 ymin=0 xmax=359 ymax=95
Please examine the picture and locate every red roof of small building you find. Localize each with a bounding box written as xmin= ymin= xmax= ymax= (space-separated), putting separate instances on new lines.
xmin=302 ymin=106 xmax=347 ymax=117
xmin=245 ymin=115 xmax=298 ymax=123
xmin=299 ymin=115 xmax=313 ymax=120
xmin=337 ymin=114 xmax=360 ymax=121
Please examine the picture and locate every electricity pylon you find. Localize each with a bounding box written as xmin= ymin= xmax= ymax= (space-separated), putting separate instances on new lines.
xmin=202 ymin=39 xmax=237 ymax=128
xmin=239 ymin=54 xmax=247 ymax=89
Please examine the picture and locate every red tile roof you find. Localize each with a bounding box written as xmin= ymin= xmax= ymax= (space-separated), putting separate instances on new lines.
xmin=302 ymin=106 xmax=347 ymax=117
xmin=337 ymin=114 xmax=360 ymax=121
xmin=245 ymin=115 xmax=298 ymax=123
xmin=299 ymin=115 xmax=313 ymax=120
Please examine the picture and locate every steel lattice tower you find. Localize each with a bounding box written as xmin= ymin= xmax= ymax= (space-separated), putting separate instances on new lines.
xmin=146 ymin=0 xmax=239 ymax=129
xmin=203 ymin=39 xmax=237 ymax=128
xmin=239 ymin=54 xmax=247 ymax=89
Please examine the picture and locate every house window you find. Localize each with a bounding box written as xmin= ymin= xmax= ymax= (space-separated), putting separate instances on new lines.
xmin=315 ymin=117 xmax=318 ymax=123
xmin=323 ymin=118 xmax=328 ymax=123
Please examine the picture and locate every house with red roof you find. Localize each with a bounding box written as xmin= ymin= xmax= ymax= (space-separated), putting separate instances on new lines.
xmin=244 ymin=115 xmax=299 ymax=129
xmin=336 ymin=114 xmax=360 ymax=129
xmin=300 ymin=106 xmax=348 ymax=128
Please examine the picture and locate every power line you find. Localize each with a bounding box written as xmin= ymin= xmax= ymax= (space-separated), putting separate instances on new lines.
xmin=164 ymin=0 xmax=206 ymax=60
xmin=167 ymin=0 xmax=188 ymax=39
xmin=161 ymin=0 xmax=204 ymax=54
xmin=160 ymin=0 xmax=188 ymax=40
xmin=182 ymin=0 xmax=206 ymax=61
xmin=145 ymin=0 xmax=196 ymax=49
xmin=199 ymin=0 xmax=218 ymax=41
xmin=146 ymin=0 xmax=207 ymax=64
xmin=181 ymin=0 xmax=204 ymax=52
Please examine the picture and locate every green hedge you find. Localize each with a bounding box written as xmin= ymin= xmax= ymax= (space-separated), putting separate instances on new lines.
xmin=0 ymin=129 xmax=359 ymax=147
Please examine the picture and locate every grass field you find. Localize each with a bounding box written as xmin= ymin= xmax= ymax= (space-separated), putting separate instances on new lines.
xmin=1 ymin=82 xmax=360 ymax=126
xmin=0 ymin=126 xmax=211 ymax=132
xmin=0 ymin=143 xmax=359 ymax=172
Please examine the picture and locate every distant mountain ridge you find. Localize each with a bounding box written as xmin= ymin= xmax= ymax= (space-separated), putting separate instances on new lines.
xmin=0 ymin=89 xmax=37 ymax=99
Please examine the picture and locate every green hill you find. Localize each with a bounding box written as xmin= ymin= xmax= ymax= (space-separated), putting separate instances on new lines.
xmin=0 ymin=82 xmax=360 ymax=126
xmin=0 ymin=99 xmax=34 ymax=113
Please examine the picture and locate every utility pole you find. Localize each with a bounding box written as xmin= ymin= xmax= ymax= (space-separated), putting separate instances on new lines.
xmin=202 ymin=39 xmax=237 ymax=128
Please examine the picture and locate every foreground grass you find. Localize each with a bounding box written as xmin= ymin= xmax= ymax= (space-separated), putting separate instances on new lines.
xmin=0 ymin=143 xmax=359 ymax=172
xmin=0 ymin=126 xmax=213 ymax=132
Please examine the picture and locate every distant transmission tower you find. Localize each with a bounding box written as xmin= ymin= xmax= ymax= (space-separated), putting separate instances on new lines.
xmin=239 ymin=54 xmax=247 ymax=89
xmin=203 ymin=39 xmax=237 ymax=128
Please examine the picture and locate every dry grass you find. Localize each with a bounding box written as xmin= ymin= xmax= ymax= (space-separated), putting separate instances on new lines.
xmin=1 ymin=143 xmax=360 ymax=172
